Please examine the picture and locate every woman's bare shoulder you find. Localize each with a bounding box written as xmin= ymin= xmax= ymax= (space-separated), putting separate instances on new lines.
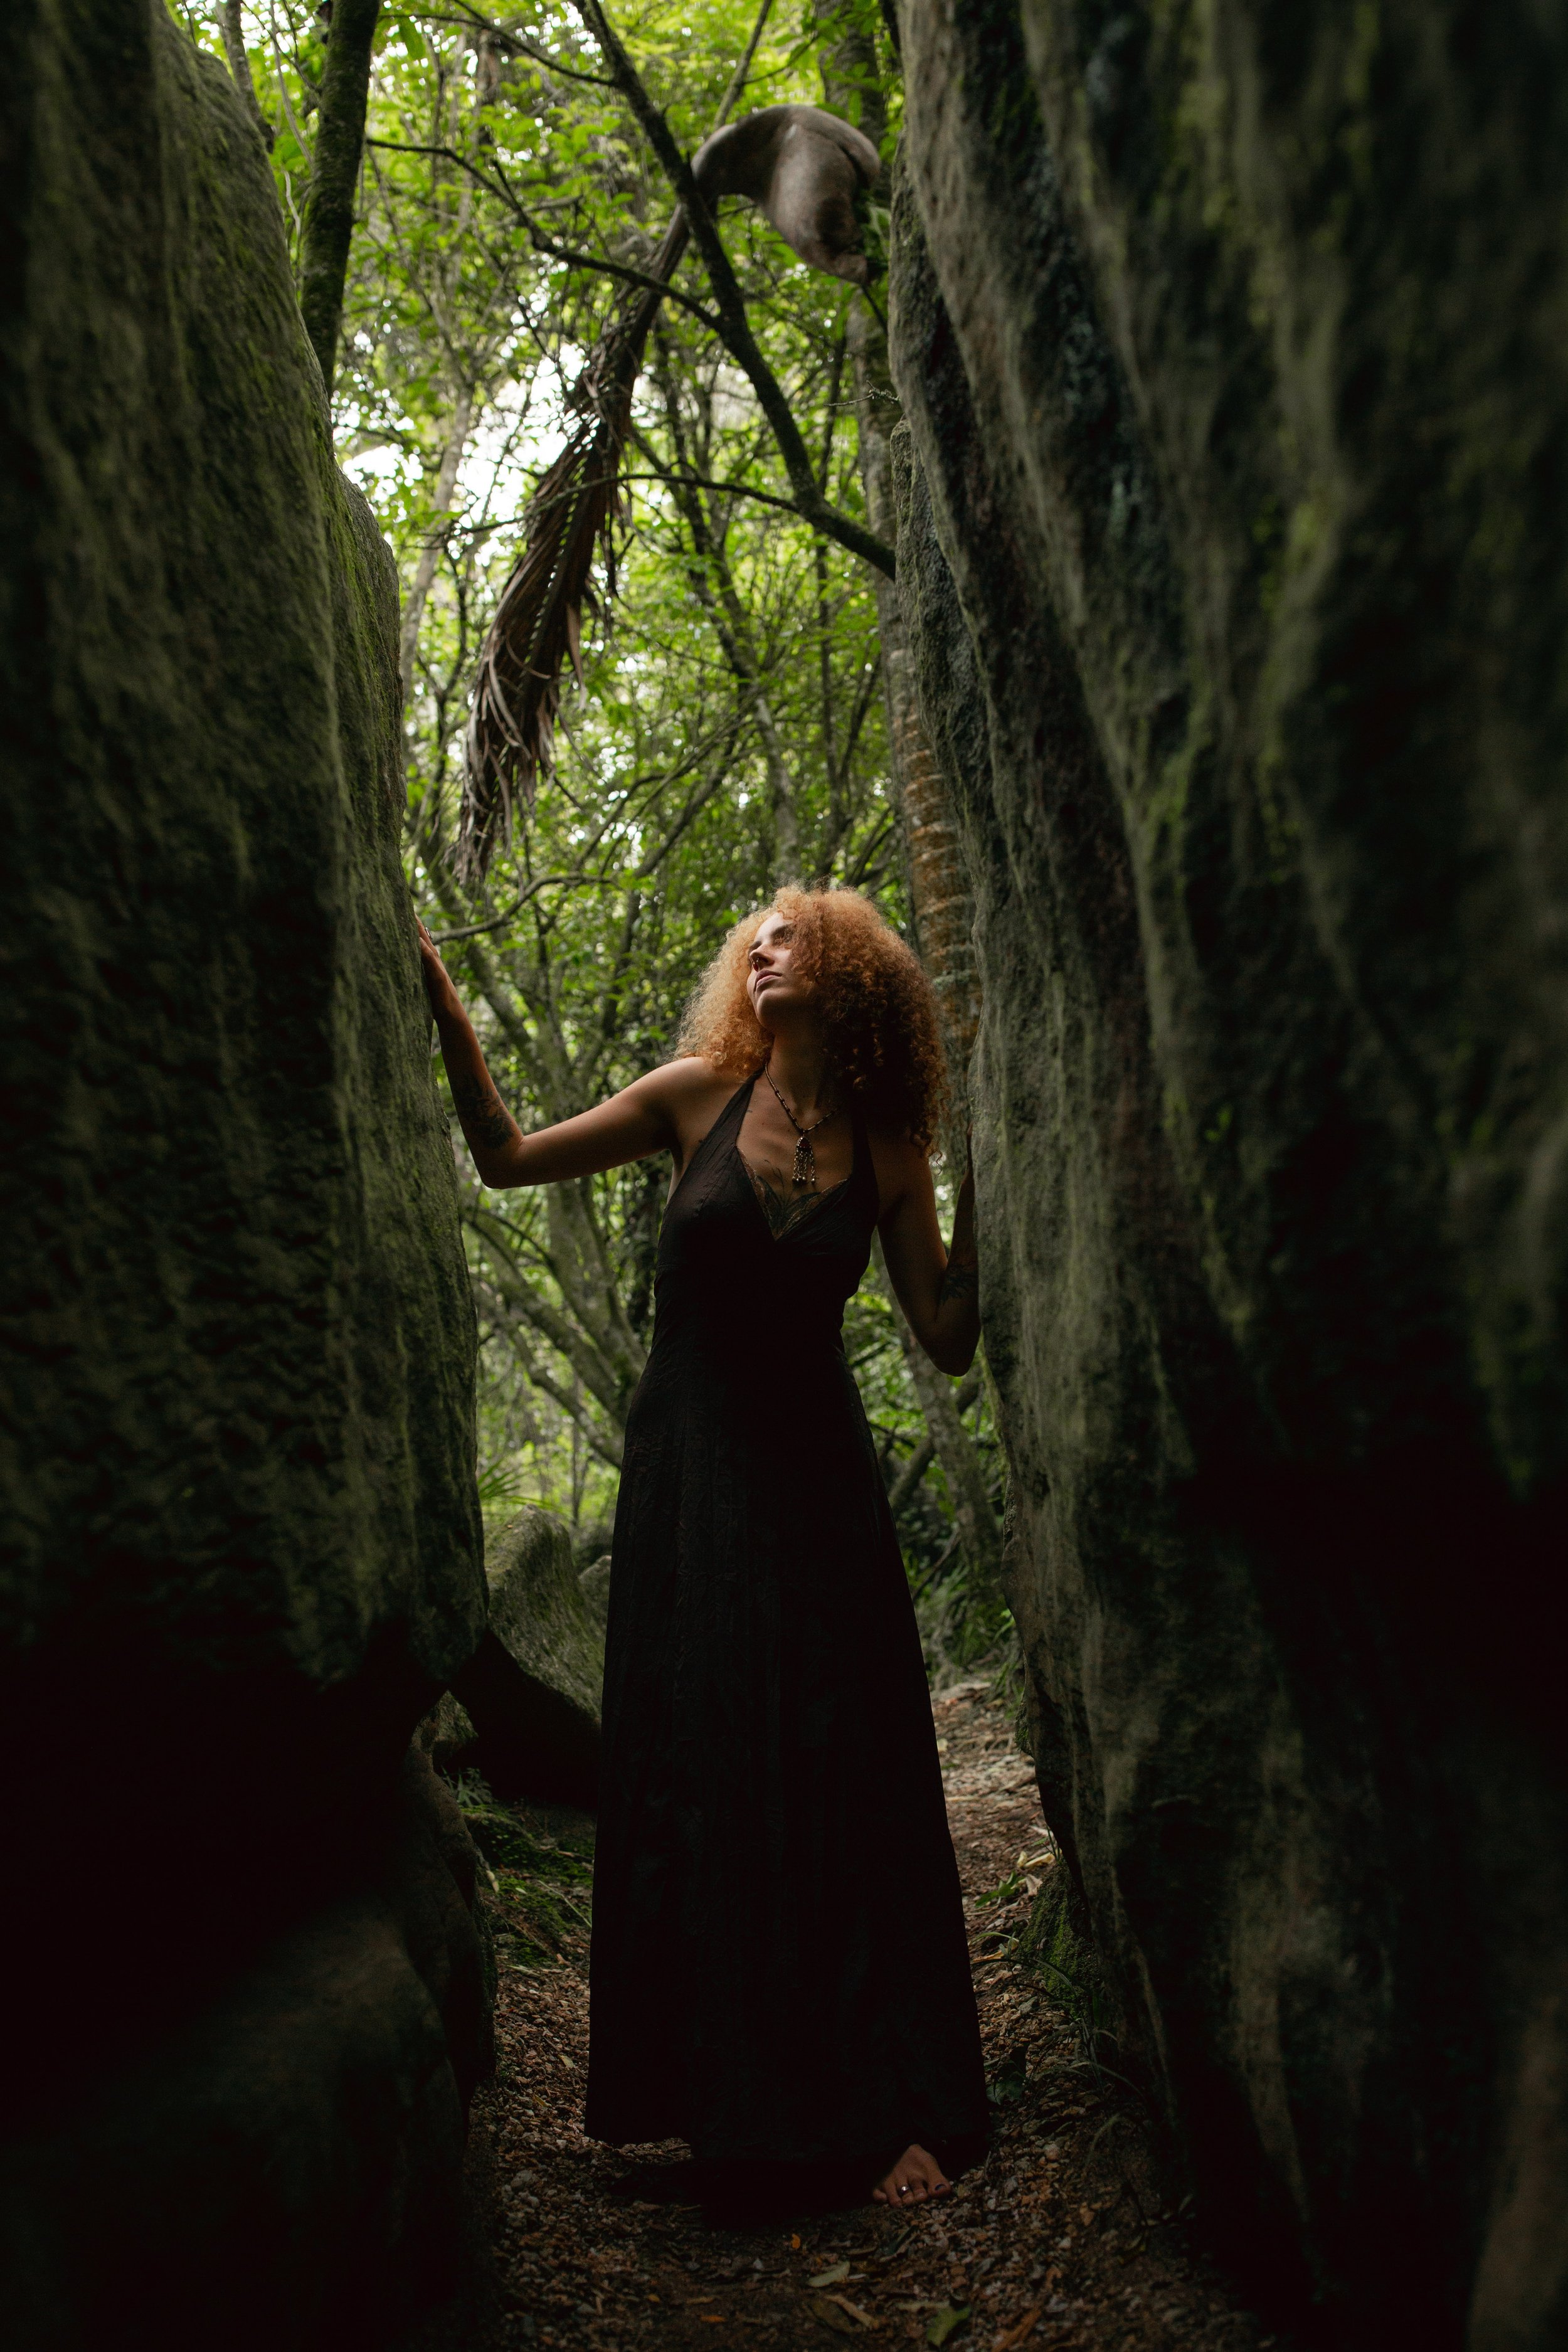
xmin=638 ymin=1055 xmax=746 ymax=1156
xmin=638 ymin=1054 xmax=736 ymax=1108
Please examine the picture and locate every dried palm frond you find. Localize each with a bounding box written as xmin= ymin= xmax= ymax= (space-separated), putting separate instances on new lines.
xmin=457 ymin=215 xmax=689 ymax=881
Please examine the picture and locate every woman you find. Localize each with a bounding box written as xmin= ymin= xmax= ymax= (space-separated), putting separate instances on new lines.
xmin=419 ymin=886 xmax=988 ymax=2217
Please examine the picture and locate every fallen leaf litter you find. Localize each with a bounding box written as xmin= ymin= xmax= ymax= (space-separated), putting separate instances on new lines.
xmin=403 ymin=1682 xmax=1293 ymax=2352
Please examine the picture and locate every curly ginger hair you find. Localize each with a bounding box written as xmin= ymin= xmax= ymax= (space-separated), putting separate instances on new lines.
xmin=676 ymin=887 xmax=948 ymax=1151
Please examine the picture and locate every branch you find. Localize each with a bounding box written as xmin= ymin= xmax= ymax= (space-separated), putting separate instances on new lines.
xmin=298 ymin=0 xmax=381 ymax=388
xmin=712 ymin=0 xmax=777 ymax=126
xmin=472 ymin=1280 xmax=627 ymax=1467
xmin=635 ymin=367 xmax=801 ymax=839
xmin=425 ymin=857 xmax=558 ymax=1096
xmin=622 ymin=469 xmax=805 ymax=519
xmin=467 ymin=1207 xmax=635 ymax=1427
xmin=430 ymin=876 xmax=621 ymax=945
xmin=410 ymin=6 xmax=618 ymax=84
xmin=844 ymin=810 xmax=896 ymax=889
xmin=634 ymin=728 xmax=741 ymax=877
xmin=432 ymin=701 xmax=741 ymax=940
xmin=573 ymin=0 xmax=896 ymax=579
xmin=364 ymin=142 xmax=728 ymax=332
xmin=887 ymin=1372 xmax=981 ymax=1518
xmin=887 ymin=1438 xmax=936 ymax=1520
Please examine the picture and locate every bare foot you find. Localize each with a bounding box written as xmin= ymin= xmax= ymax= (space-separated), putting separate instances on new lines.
xmin=872 ymin=2143 xmax=951 ymax=2206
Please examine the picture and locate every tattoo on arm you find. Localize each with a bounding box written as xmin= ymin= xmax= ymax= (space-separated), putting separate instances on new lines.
xmin=451 ymin=1074 xmax=516 ymax=1153
xmin=940 ymin=1257 xmax=978 ymax=1309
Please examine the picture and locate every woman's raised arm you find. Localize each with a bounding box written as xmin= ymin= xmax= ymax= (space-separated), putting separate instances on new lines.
xmin=877 ymin=1142 xmax=980 ymax=1377
xmin=418 ymin=921 xmax=682 ymax=1189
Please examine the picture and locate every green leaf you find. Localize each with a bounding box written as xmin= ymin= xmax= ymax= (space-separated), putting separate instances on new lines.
xmin=926 ymin=2306 xmax=970 ymax=2348
xmin=987 ymin=2057 xmax=1029 ymax=2106
xmin=386 ymin=13 xmax=432 ymax=61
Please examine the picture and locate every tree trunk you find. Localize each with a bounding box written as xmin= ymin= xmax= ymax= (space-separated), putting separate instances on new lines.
xmin=815 ymin=7 xmax=999 ymax=1579
xmin=851 ymin=303 xmax=978 ymax=1134
xmin=297 ymin=0 xmax=381 ymax=393
xmin=815 ymin=8 xmax=980 ymax=1138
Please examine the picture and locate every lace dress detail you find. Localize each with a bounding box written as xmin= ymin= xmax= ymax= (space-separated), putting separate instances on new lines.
xmin=738 ymin=1150 xmax=852 ymax=1241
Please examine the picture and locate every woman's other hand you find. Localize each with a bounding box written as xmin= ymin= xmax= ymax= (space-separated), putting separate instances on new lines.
xmin=877 ymin=1135 xmax=980 ymax=1377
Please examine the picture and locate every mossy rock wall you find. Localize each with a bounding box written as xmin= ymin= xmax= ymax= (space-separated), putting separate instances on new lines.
xmin=889 ymin=3 xmax=1568 ymax=2344
xmin=0 ymin=3 xmax=485 ymax=2340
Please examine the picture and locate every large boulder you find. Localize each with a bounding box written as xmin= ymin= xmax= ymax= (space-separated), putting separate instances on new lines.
xmin=0 ymin=1 xmax=485 ymax=2341
xmin=578 ymin=1554 xmax=613 ymax=1638
xmin=448 ymin=1509 xmax=605 ymax=1808
xmin=487 ymin=1507 xmax=607 ymax=1723
xmin=889 ymin=1 xmax=1568 ymax=2344
xmin=1 ymin=1749 xmax=494 ymax=2348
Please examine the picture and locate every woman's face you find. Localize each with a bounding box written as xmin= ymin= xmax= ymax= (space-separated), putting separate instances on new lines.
xmin=746 ymin=912 xmax=812 ymax=1030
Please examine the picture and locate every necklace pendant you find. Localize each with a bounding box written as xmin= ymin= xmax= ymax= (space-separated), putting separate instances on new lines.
xmin=793 ymin=1136 xmax=814 ymax=1189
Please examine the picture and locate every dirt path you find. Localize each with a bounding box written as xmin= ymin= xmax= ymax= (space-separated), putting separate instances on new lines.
xmin=429 ymin=1683 xmax=1288 ymax=2352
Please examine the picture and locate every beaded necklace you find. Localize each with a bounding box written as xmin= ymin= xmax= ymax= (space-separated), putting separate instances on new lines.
xmin=763 ymin=1061 xmax=839 ymax=1190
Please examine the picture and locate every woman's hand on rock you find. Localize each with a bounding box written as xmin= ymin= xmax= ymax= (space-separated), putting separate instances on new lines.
xmin=416 ymin=918 xmax=461 ymax=1019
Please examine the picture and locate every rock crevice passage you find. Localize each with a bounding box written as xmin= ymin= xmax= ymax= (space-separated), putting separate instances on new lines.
xmin=430 ymin=1684 xmax=1286 ymax=2352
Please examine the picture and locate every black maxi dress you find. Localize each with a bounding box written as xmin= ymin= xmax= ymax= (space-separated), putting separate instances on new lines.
xmin=585 ymin=1077 xmax=988 ymax=2180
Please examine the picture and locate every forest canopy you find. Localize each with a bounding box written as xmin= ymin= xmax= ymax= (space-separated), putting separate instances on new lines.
xmin=174 ymin=0 xmax=1003 ymax=1670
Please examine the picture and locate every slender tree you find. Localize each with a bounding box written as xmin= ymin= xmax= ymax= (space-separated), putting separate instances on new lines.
xmin=218 ymin=0 xmax=274 ymax=148
xmin=812 ymin=0 xmax=997 ymax=1587
xmin=813 ymin=0 xmax=980 ymax=1133
xmin=298 ymin=0 xmax=382 ymax=389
